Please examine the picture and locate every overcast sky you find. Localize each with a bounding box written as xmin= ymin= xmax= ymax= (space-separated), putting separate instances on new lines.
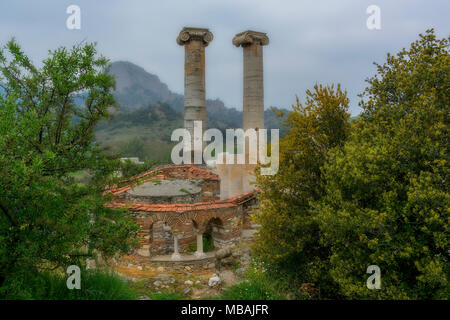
xmin=0 ymin=0 xmax=448 ymax=115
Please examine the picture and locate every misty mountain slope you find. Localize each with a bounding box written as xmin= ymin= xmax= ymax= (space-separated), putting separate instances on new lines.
xmin=95 ymin=103 xmax=183 ymax=162
xmin=108 ymin=61 xmax=288 ymax=131
xmin=110 ymin=61 xmax=184 ymax=113
xmin=98 ymin=60 xmax=289 ymax=161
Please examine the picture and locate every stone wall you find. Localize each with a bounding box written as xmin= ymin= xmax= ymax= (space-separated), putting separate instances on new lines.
xmin=120 ymin=254 xmax=217 ymax=272
xmin=201 ymin=180 xmax=220 ymax=201
xmin=117 ymin=178 xmax=219 ymax=204
xmin=125 ymin=191 xmax=203 ymax=205
xmin=133 ymin=204 xmax=244 ymax=257
xmin=242 ymin=196 xmax=258 ymax=229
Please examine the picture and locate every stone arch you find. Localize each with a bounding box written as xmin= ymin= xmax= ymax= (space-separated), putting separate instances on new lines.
xmin=191 ymin=219 xmax=199 ymax=232
xmin=148 ymin=213 xmax=180 ymax=234
xmin=191 ymin=211 xmax=225 ymax=233
xmin=203 ymin=216 xmax=226 ymax=249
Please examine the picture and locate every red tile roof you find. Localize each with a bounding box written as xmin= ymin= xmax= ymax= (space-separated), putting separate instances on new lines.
xmin=104 ymin=164 xmax=258 ymax=213
xmin=106 ymin=189 xmax=258 ymax=213
xmin=105 ymin=164 xmax=219 ymax=196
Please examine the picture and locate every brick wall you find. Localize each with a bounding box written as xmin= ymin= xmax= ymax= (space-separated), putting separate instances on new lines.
xmin=132 ymin=205 xmax=244 ymax=257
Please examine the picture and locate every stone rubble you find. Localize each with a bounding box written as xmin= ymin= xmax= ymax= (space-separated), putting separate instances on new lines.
xmin=208 ymin=274 xmax=221 ymax=287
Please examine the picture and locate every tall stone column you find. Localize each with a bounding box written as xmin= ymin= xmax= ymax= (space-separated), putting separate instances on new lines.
xmin=233 ymin=31 xmax=269 ymax=192
xmin=233 ymin=30 xmax=269 ymax=131
xmin=177 ymin=27 xmax=213 ymax=164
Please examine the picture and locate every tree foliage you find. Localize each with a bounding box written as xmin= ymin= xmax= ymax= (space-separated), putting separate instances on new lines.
xmin=254 ymin=29 xmax=449 ymax=300
xmin=317 ymin=29 xmax=449 ymax=299
xmin=0 ymin=39 xmax=139 ymax=296
xmin=253 ymin=84 xmax=351 ymax=298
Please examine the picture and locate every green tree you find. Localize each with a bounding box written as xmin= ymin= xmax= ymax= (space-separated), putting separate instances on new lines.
xmin=0 ymin=39 xmax=139 ymax=297
xmin=317 ymin=30 xmax=449 ymax=299
xmin=253 ymin=84 xmax=351 ymax=298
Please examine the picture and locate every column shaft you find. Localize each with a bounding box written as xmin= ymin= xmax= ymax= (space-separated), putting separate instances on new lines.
xmin=195 ymin=233 xmax=206 ymax=258
xmin=243 ymin=43 xmax=264 ymax=131
xmin=233 ymin=30 xmax=269 ymax=193
xmin=184 ymin=41 xmax=206 ymax=157
xmin=171 ymin=235 xmax=181 ymax=260
xmin=177 ymin=27 xmax=213 ymax=164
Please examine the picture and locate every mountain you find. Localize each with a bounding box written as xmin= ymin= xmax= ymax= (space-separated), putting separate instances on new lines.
xmin=108 ymin=61 xmax=287 ymax=131
xmin=109 ymin=61 xmax=184 ymax=113
xmin=96 ymin=60 xmax=288 ymax=162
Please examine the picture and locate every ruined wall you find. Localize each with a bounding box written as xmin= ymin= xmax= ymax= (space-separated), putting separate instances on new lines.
xmin=125 ymin=192 xmax=203 ymax=205
xmin=242 ymin=196 xmax=258 ymax=229
xmin=201 ymin=180 xmax=220 ymax=201
xmin=132 ymin=205 xmax=244 ymax=257
xmin=113 ymin=165 xmax=221 ymax=204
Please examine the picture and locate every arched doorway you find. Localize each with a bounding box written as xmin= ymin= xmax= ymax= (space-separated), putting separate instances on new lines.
xmin=204 ymin=217 xmax=225 ymax=249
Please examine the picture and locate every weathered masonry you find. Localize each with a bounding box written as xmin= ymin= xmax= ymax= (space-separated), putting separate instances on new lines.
xmin=106 ymin=165 xmax=257 ymax=261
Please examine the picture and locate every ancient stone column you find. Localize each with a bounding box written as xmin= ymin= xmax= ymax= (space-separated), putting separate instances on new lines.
xmin=233 ymin=31 xmax=269 ymax=192
xmin=171 ymin=235 xmax=181 ymax=260
xmin=177 ymin=27 xmax=214 ymax=164
xmin=195 ymin=233 xmax=206 ymax=258
xmin=233 ymin=30 xmax=269 ymax=131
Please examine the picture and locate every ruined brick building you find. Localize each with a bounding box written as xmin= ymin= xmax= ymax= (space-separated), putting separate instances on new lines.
xmin=106 ymin=28 xmax=269 ymax=266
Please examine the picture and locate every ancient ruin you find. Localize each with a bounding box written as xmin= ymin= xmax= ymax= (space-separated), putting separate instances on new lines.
xmin=107 ymin=27 xmax=268 ymax=270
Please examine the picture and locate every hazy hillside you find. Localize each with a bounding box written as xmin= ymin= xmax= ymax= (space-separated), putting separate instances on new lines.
xmin=96 ymin=103 xmax=182 ymax=162
xmin=108 ymin=61 xmax=287 ymax=131
xmin=109 ymin=61 xmax=184 ymax=113
xmin=95 ymin=60 xmax=289 ymax=161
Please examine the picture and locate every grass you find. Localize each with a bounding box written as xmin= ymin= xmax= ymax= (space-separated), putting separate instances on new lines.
xmin=219 ymin=262 xmax=286 ymax=300
xmin=129 ymin=278 xmax=186 ymax=300
xmin=231 ymin=261 xmax=241 ymax=273
xmin=150 ymin=292 xmax=183 ymax=300
xmin=1 ymin=269 xmax=137 ymax=300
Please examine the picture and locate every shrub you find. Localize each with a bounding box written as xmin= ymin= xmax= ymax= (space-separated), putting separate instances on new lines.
xmin=253 ymin=84 xmax=351 ymax=298
xmin=316 ymin=29 xmax=449 ymax=299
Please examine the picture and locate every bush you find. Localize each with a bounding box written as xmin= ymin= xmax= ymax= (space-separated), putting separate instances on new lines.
xmin=316 ymin=30 xmax=449 ymax=299
xmin=253 ymin=29 xmax=448 ymax=300
xmin=0 ymin=40 xmax=139 ymax=293
xmin=253 ymin=84 xmax=351 ymax=298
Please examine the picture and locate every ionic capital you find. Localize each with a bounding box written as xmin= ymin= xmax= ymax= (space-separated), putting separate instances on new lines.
xmin=177 ymin=27 xmax=214 ymax=47
xmin=232 ymin=30 xmax=269 ymax=47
